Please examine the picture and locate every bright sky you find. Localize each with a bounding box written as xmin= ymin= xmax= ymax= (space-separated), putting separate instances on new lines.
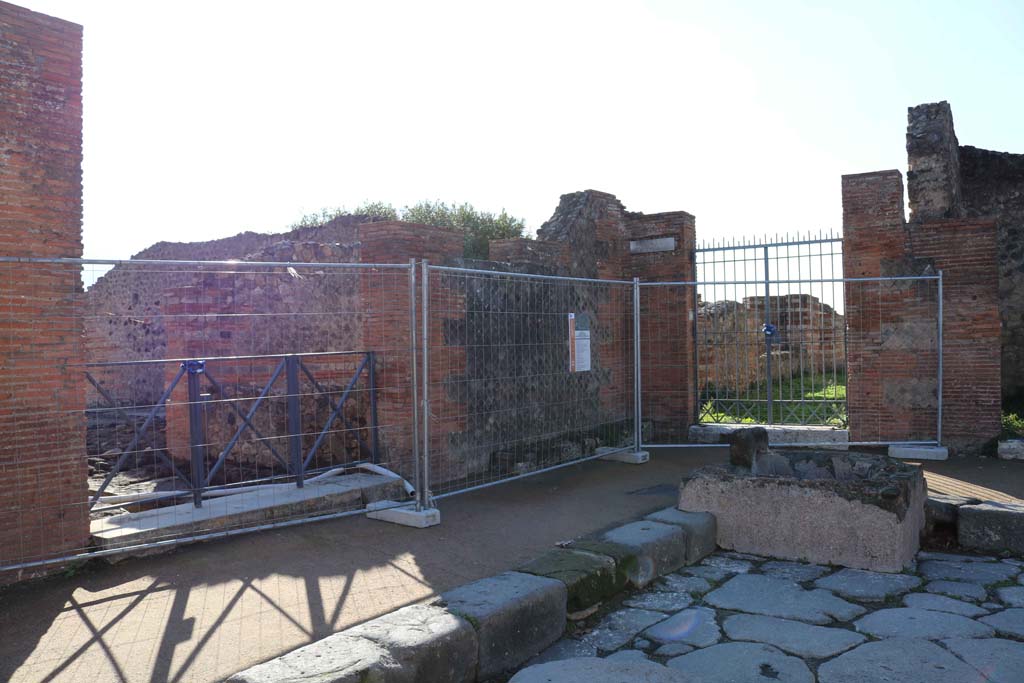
xmin=20 ymin=0 xmax=1024 ymax=261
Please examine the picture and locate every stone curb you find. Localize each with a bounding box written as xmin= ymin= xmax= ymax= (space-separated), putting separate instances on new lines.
xmin=228 ymin=506 xmax=717 ymax=682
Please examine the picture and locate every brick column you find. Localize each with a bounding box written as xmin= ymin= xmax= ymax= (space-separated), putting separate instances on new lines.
xmin=0 ymin=3 xmax=86 ymax=576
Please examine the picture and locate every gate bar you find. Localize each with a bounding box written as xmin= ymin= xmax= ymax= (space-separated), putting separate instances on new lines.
xmin=409 ymin=259 xmax=422 ymax=511
xmin=633 ymin=277 xmax=642 ymax=450
xmin=937 ymin=270 xmax=944 ymax=445
xmin=421 ymin=259 xmax=431 ymax=509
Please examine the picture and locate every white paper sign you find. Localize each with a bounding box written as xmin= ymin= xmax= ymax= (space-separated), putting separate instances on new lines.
xmin=568 ymin=313 xmax=591 ymax=372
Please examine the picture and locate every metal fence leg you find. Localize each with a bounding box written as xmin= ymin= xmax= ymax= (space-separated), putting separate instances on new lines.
xmin=368 ymin=351 xmax=380 ymax=464
xmin=286 ymin=354 xmax=303 ymax=488
xmin=602 ymin=277 xmax=649 ymax=464
xmin=186 ymin=360 xmax=207 ymax=508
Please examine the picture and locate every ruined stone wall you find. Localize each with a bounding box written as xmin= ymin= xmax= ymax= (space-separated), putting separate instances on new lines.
xmin=843 ymin=169 xmax=1001 ymax=453
xmin=907 ymin=101 xmax=1024 ymax=407
xmin=0 ymin=2 xmax=87 ymax=574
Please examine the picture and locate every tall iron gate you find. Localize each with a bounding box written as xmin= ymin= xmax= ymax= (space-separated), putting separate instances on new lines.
xmin=695 ymin=233 xmax=848 ymax=426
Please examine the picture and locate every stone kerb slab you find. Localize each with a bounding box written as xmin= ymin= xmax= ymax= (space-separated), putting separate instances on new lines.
xmin=596 ymin=521 xmax=689 ymax=587
xmin=643 ymin=507 xmax=717 ymax=564
xmin=441 ymin=571 xmax=567 ymax=681
xmin=958 ymin=501 xmax=1024 ymax=555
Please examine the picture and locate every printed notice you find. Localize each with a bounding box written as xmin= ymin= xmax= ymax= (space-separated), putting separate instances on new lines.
xmin=568 ymin=313 xmax=591 ymax=372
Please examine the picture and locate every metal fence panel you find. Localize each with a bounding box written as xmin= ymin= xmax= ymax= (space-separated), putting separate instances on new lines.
xmin=422 ymin=265 xmax=636 ymax=499
xmin=0 ymin=258 xmax=416 ymax=571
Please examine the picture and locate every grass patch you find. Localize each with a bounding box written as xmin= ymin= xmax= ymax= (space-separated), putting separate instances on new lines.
xmin=701 ymin=371 xmax=847 ymax=427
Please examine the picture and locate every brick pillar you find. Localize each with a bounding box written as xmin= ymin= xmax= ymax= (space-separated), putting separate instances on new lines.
xmin=0 ymin=3 xmax=86 ymax=576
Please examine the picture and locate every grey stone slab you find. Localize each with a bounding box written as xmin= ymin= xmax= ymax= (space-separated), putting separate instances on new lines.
xmin=644 ymin=508 xmax=717 ymax=563
xmin=517 ymin=548 xmax=621 ymax=612
xmin=442 ymin=571 xmax=567 ymax=680
xmin=996 ymin=586 xmax=1024 ymax=607
xmin=983 ymin=602 xmax=1003 ymax=610
xmin=917 ymin=551 xmax=997 ymax=562
xmin=605 ymin=649 xmax=649 ymax=662
xmin=344 ymin=604 xmax=477 ymax=683
xmin=760 ymin=560 xmax=831 ymax=583
xmin=601 ymin=521 xmax=689 ymax=587
xmin=813 ymin=567 xmax=921 ymax=601
xmin=919 ymin=559 xmax=1018 ymax=585
xmin=942 ymin=637 xmax=1024 ymax=683
xmin=655 ymin=574 xmax=711 ymax=595
xmin=720 ymin=551 xmax=768 ymax=562
xmin=624 ymin=591 xmax=693 ymax=613
xmin=700 ymin=555 xmax=754 ymax=574
xmin=818 ymin=638 xmax=982 ymax=683
xmin=227 ymin=634 xmax=398 ymax=683
xmin=634 ymin=638 xmax=652 ymax=650
xmin=925 ymin=580 xmax=988 ymax=602
xmin=679 ymin=565 xmax=731 ymax=583
xmin=722 ymin=614 xmax=866 ymax=659
xmin=704 ymin=574 xmax=866 ymax=625
xmin=642 ymin=607 xmax=721 ymax=647
xmin=902 ymin=592 xmax=990 ymax=617
xmin=666 ymin=642 xmax=813 ymax=683
xmin=980 ymin=608 xmax=1024 ymax=639
xmin=653 ymin=643 xmax=693 ymax=657
xmin=584 ymin=608 xmax=669 ymax=652
xmin=510 ymin=657 xmax=687 ymax=683
xmin=527 ymin=638 xmax=598 ymax=666
xmin=854 ymin=607 xmax=994 ymax=639
xmin=959 ymin=501 xmax=1024 ymax=555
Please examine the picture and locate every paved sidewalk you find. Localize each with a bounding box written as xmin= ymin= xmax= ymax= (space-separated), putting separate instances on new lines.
xmin=0 ymin=449 xmax=721 ymax=683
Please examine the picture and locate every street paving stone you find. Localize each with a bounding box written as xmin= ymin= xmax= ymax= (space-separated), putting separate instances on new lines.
xmin=918 ymin=559 xmax=1018 ymax=585
xmin=511 ymin=657 xmax=686 ymax=683
xmin=917 ymin=551 xmax=998 ymax=562
xmin=654 ymin=574 xmax=712 ymax=595
xmin=666 ymin=642 xmax=813 ymax=683
xmin=980 ymin=608 xmax=1024 ymax=639
xmin=642 ymin=607 xmax=721 ymax=648
xmin=902 ymin=592 xmax=990 ymax=617
xmin=583 ymin=608 xmax=668 ymax=652
xmin=652 ymin=643 xmax=693 ymax=657
xmin=854 ymin=607 xmax=994 ymax=639
xmin=995 ymin=585 xmax=1024 ymax=607
xmin=624 ymin=591 xmax=693 ymax=613
xmin=817 ymin=638 xmax=982 ymax=683
xmin=814 ymin=568 xmax=921 ymax=601
xmin=760 ymin=560 xmax=831 ymax=583
xmin=528 ymin=638 xmax=598 ymax=666
xmin=699 ymin=555 xmax=754 ymax=574
xmin=722 ymin=614 xmax=865 ymax=659
xmin=925 ymin=579 xmax=988 ymax=601
xmin=704 ymin=574 xmax=865 ymax=625
xmin=942 ymin=637 xmax=1024 ymax=683
xmin=679 ymin=565 xmax=731 ymax=583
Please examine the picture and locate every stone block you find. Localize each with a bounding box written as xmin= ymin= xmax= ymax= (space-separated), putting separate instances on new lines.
xmin=226 ymin=633 xmax=399 ymax=683
xmin=441 ymin=571 xmax=567 ymax=680
xmin=517 ymin=548 xmax=620 ymax=612
xmin=888 ymin=445 xmax=948 ymax=460
xmin=959 ymin=501 xmax=1024 ymax=555
xmin=599 ymin=521 xmax=689 ymax=587
xmin=644 ymin=507 xmax=716 ymax=563
xmin=999 ymin=440 xmax=1024 ymax=461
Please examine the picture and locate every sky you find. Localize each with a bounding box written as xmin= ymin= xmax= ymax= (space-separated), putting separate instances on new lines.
xmin=19 ymin=0 xmax=1024 ymax=261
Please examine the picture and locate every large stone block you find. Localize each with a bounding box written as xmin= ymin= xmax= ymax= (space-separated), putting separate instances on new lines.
xmin=599 ymin=521 xmax=689 ymax=587
xmin=441 ymin=571 xmax=567 ymax=680
xmin=517 ymin=548 xmax=620 ymax=612
xmin=644 ymin=507 xmax=716 ymax=563
xmin=959 ymin=501 xmax=1024 ymax=555
xmin=678 ymin=455 xmax=926 ymax=572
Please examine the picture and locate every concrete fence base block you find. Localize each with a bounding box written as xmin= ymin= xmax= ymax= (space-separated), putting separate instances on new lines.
xmin=441 ymin=571 xmax=568 ymax=681
xmin=366 ymin=501 xmax=441 ymax=528
xmin=888 ymin=445 xmax=948 ymax=461
xmin=645 ymin=507 xmax=717 ymax=564
xmin=599 ymin=449 xmax=650 ymax=464
xmin=598 ymin=521 xmax=689 ymax=587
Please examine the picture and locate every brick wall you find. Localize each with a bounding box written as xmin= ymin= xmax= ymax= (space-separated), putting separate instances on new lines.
xmin=0 ymin=1 xmax=86 ymax=575
xmin=842 ymin=170 xmax=1000 ymax=452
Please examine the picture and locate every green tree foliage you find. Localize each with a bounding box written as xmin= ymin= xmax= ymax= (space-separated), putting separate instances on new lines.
xmin=289 ymin=200 xmax=526 ymax=259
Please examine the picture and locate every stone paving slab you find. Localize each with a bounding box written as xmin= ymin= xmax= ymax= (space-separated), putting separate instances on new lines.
xmin=902 ymin=592 xmax=990 ymax=617
xmin=699 ymin=555 xmax=754 ymax=574
xmin=623 ymin=591 xmax=693 ymax=612
xmin=942 ymin=637 xmax=1024 ymax=683
xmin=854 ymin=607 xmax=994 ymax=639
xmin=642 ymin=607 xmax=721 ymax=647
xmin=722 ymin=614 xmax=866 ymax=659
xmin=925 ymin=579 xmax=988 ymax=601
xmin=510 ymin=657 xmax=687 ymax=682
xmin=980 ymin=608 xmax=1024 ymax=639
xmin=760 ymin=560 xmax=831 ymax=583
xmin=583 ymin=608 xmax=668 ymax=652
xmin=666 ymin=642 xmax=813 ymax=683
xmin=817 ymin=638 xmax=982 ymax=683
xmin=526 ymin=638 xmax=598 ymax=667
xmin=996 ymin=585 xmax=1024 ymax=607
xmin=918 ymin=558 xmax=1019 ymax=585
xmin=653 ymin=574 xmax=711 ymax=595
xmin=678 ymin=565 xmax=731 ymax=583
xmin=814 ymin=567 xmax=921 ymax=601
xmin=704 ymin=574 xmax=866 ymax=625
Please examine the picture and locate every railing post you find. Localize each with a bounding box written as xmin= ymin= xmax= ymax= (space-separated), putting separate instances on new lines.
xmin=633 ymin=277 xmax=642 ymax=450
xmin=185 ymin=360 xmax=207 ymax=508
xmin=763 ymin=245 xmax=774 ymax=425
xmin=368 ymin=351 xmax=380 ymax=464
xmin=409 ymin=259 xmax=422 ymax=511
xmin=421 ymin=259 xmax=431 ymax=509
xmin=286 ymin=354 xmax=304 ymax=488
xmin=937 ymin=270 xmax=944 ymax=445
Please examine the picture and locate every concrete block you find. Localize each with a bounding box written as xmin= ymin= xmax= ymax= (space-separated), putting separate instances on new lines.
xmin=599 ymin=521 xmax=689 ymax=587
xmin=889 ymin=445 xmax=948 ymax=460
xmin=959 ymin=501 xmax=1024 ymax=555
xmin=645 ymin=507 xmax=716 ymax=563
xmin=598 ymin=449 xmax=649 ymax=464
xmin=366 ymin=501 xmax=441 ymax=528
xmin=999 ymin=440 xmax=1024 ymax=461
xmin=441 ymin=572 xmax=567 ymax=680
xmin=517 ymin=548 xmax=620 ymax=612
